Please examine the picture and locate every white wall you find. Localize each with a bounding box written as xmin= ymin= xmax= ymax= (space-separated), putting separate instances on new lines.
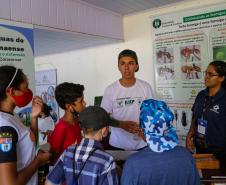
xmin=35 ymin=0 xmax=225 ymax=116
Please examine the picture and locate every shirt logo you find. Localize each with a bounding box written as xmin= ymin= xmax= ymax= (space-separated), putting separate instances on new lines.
xmin=116 ymin=100 xmax=124 ymax=108
xmin=0 ymin=137 xmax=12 ymax=152
xmin=125 ymin=99 xmax=135 ymax=106
xmin=210 ymin=104 xmax=220 ymax=114
xmin=115 ymin=97 xmax=143 ymax=108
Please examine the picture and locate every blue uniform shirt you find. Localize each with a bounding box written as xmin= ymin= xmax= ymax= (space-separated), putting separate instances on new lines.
xmin=192 ymin=88 xmax=226 ymax=148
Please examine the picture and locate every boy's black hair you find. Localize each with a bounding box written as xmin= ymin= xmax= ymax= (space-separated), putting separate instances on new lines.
xmin=0 ymin=65 xmax=25 ymax=101
xmin=209 ymin=60 xmax=226 ymax=89
xmin=118 ymin=49 xmax=139 ymax=72
xmin=55 ymin=82 xmax=84 ymax=110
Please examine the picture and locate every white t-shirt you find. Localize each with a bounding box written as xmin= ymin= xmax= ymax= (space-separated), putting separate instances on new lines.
xmin=0 ymin=112 xmax=37 ymax=185
xmin=38 ymin=116 xmax=55 ymax=144
xmin=101 ymin=78 xmax=154 ymax=150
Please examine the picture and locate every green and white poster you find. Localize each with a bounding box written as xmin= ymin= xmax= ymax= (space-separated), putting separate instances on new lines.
xmin=151 ymin=3 xmax=226 ymax=144
xmin=0 ymin=19 xmax=34 ymax=125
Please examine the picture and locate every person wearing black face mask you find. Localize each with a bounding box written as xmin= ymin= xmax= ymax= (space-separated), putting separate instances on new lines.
xmin=0 ymin=65 xmax=51 ymax=185
xmin=46 ymin=106 xmax=118 ymax=185
xmin=48 ymin=82 xmax=86 ymax=165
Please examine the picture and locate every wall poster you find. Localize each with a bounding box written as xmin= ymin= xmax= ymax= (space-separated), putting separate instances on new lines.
xmin=151 ymin=3 xmax=226 ymax=145
xmin=35 ymin=69 xmax=59 ymax=123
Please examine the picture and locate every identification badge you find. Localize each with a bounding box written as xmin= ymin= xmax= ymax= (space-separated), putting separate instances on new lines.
xmin=197 ymin=118 xmax=207 ymax=135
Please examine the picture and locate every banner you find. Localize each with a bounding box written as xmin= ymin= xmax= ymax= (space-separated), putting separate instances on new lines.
xmin=151 ymin=3 xmax=226 ymax=145
xmin=0 ymin=19 xmax=34 ymax=125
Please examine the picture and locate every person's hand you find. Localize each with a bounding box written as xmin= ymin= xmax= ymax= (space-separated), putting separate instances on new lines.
xmin=31 ymin=96 xmax=43 ymax=118
xmin=186 ymin=132 xmax=195 ymax=152
xmin=119 ymin=121 xmax=140 ymax=134
xmin=137 ymin=129 xmax=146 ymax=141
xmin=36 ymin=150 xmax=51 ymax=166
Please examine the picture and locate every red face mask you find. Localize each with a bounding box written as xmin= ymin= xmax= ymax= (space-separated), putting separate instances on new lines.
xmin=12 ymin=88 xmax=33 ymax=107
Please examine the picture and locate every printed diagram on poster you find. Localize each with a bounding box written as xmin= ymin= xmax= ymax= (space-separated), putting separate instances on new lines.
xmin=181 ymin=63 xmax=202 ymax=80
xmin=213 ymin=45 xmax=226 ymax=60
xmin=170 ymin=104 xmax=193 ymax=146
xmin=156 ymin=47 xmax=175 ymax=81
xmin=210 ymin=27 xmax=226 ymax=61
xmin=157 ymin=64 xmax=175 ymax=81
xmin=35 ymin=69 xmax=59 ymax=123
xmin=180 ymin=45 xmax=201 ymax=63
xmin=180 ymin=44 xmax=202 ymax=80
xmin=156 ymin=47 xmax=174 ymax=64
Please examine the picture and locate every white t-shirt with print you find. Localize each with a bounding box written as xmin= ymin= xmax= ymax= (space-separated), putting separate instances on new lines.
xmin=0 ymin=112 xmax=37 ymax=185
xmin=101 ymin=79 xmax=154 ymax=150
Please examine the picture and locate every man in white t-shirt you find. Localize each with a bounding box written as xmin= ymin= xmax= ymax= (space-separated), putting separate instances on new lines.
xmin=101 ymin=49 xmax=154 ymax=150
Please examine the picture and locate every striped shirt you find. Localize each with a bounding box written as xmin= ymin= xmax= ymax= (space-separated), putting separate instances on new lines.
xmin=46 ymin=138 xmax=118 ymax=185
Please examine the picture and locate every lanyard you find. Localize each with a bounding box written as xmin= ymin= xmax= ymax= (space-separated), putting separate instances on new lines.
xmin=72 ymin=147 xmax=99 ymax=185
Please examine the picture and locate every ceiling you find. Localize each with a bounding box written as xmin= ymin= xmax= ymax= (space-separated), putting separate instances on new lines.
xmin=81 ymin=0 xmax=186 ymax=15
xmin=35 ymin=0 xmax=186 ymax=56
xmin=34 ymin=28 xmax=122 ymax=56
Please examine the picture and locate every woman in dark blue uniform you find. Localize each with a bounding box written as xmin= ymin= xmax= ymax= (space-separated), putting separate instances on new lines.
xmin=186 ymin=60 xmax=226 ymax=169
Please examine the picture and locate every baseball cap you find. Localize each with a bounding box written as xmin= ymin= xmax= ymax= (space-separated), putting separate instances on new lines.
xmin=79 ymin=106 xmax=118 ymax=131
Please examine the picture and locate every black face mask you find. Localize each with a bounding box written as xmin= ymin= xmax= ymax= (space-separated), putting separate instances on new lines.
xmin=73 ymin=110 xmax=78 ymax=117
xmin=71 ymin=103 xmax=78 ymax=117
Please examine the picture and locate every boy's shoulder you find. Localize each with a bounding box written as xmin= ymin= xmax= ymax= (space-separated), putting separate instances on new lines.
xmin=105 ymin=80 xmax=119 ymax=90
xmin=95 ymin=149 xmax=114 ymax=160
xmin=65 ymin=144 xmax=77 ymax=153
xmin=56 ymin=118 xmax=78 ymax=127
xmin=64 ymin=144 xmax=114 ymax=162
xmin=53 ymin=119 xmax=66 ymax=129
xmin=89 ymin=149 xmax=115 ymax=169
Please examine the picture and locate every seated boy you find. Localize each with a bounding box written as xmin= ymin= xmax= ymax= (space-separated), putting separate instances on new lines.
xmin=45 ymin=106 xmax=118 ymax=185
xmin=48 ymin=82 xmax=86 ymax=164
xmin=121 ymin=99 xmax=200 ymax=185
